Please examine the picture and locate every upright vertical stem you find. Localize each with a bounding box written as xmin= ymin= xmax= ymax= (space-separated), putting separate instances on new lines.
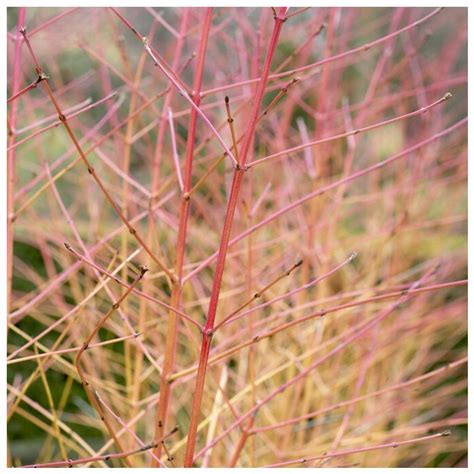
xmin=132 ymin=9 xmax=190 ymax=460
xmin=183 ymin=7 xmax=288 ymax=467
xmin=151 ymin=8 xmax=213 ymax=465
xmin=7 ymin=7 xmax=26 ymax=314
xmin=121 ymin=43 xmax=147 ymax=424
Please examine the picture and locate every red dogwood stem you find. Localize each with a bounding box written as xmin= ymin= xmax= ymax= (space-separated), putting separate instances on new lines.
xmin=182 ymin=6 xmax=289 ymax=467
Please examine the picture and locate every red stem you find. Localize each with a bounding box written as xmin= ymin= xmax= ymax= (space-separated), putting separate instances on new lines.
xmin=7 ymin=78 xmax=39 ymax=104
xmin=183 ymin=7 xmax=288 ymax=467
xmin=7 ymin=7 xmax=26 ymax=313
xmin=151 ymin=8 xmax=213 ymax=465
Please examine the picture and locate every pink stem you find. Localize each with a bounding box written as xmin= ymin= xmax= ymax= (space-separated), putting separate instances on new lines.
xmin=7 ymin=7 xmax=26 ymax=312
xmin=202 ymin=8 xmax=443 ymax=96
xmin=265 ymin=431 xmax=451 ymax=467
xmin=247 ymin=93 xmax=451 ymax=168
xmin=183 ymin=118 xmax=466 ymax=283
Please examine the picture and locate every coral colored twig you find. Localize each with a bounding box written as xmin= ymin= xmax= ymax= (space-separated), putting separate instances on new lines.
xmin=20 ymin=427 xmax=178 ymax=468
xmin=265 ymin=431 xmax=451 ymax=467
xmin=183 ymin=117 xmax=466 ymax=283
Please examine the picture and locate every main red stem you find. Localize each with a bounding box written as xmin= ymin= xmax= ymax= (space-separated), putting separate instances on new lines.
xmin=183 ymin=7 xmax=288 ymax=467
xmin=151 ymin=8 xmax=212 ymax=465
